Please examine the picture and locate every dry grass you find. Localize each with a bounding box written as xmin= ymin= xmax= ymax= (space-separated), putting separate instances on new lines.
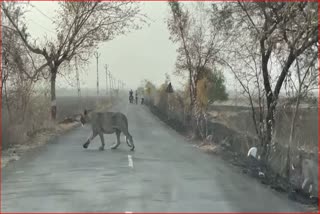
xmin=1 ymin=121 xmax=80 ymax=168
xmin=2 ymin=93 xmax=112 ymax=168
xmin=2 ymin=96 xmax=52 ymax=149
xmin=56 ymin=96 xmax=111 ymax=120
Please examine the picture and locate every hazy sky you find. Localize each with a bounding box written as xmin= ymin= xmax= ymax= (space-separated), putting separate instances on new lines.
xmin=25 ymin=2 xmax=185 ymax=91
xmin=24 ymin=1 xmax=241 ymax=96
xmin=23 ymin=2 xmax=318 ymax=99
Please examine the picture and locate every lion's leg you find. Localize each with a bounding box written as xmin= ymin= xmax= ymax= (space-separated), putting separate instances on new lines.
xmin=83 ymin=131 xmax=98 ymax=149
xmin=121 ymin=129 xmax=134 ymax=150
xmin=124 ymin=133 xmax=134 ymax=151
xmin=111 ymin=129 xmax=121 ymax=149
xmin=126 ymin=136 xmax=132 ymax=148
xmin=128 ymin=137 xmax=135 ymax=151
xmin=98 ymin=133 xmax=105 ymax=151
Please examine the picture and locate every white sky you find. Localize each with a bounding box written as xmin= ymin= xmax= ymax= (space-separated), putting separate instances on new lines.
xmin=22 ymin=2 xmax=317 ymax=98
xmin=24 ymin=2 xmax=184 ymax=90
xmin=24 ymin=1 xmax=240 ymax=95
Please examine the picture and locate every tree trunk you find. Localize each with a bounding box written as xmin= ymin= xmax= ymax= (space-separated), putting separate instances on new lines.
xmin=264 ymin=55 xmax=295 ymax=161
xmin=190 ymin=85 xmax=200 ymax=139
xmin=261 ymin=65 xmax=273 ymax=161
xmin=286 ymin=60 xmax=303 ymax=180
xmin=50 ymin=68 xmax=57 ymax=120
xmin=262 ymin=104 xmax=275 ymax=161
xmin=3 ymin=80 xmax=12 ymax=122
xmin=260 ymin=38 xmax=273 ymax=161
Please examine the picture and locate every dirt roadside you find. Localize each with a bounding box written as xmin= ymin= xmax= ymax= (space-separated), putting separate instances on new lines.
xmin=1 ymin=121 xmax=80 ymax=169
xmin=146 ymin=104 xmax=318 ymax=212
xmin=2 ymin=101 xmax=113 ymax=169
xmin=191 ymin=140 xmax=319 ymax=212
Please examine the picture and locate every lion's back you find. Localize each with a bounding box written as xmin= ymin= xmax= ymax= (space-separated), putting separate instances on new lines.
xmin=91 ymin=111 xmax=128 ymax=132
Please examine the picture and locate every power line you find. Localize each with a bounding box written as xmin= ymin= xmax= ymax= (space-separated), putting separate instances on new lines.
xmin=30 ymin=3 xmax=55 ymax=22
xmin=108 ymin=71 xmax=112 ymax=97
xmin=29 ymin=19 xmax=55 ymax=34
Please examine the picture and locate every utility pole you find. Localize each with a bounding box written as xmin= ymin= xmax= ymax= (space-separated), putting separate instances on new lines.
xmin=104 ymin=64 xmax=108 ymax=96
xmin=108 ymin=71 xmax=112 ymax=97
xmin=112 ymin=76 xmax=115 ymax=93
xmin=117 ymin=80 xmax=119 ymax=94
xmin=113 ymin=77 xmax=116 ymax=95
xmin=75 ymin=56 xmax=81 ymax=108
xmin=94 ymin=51 xmax=101 ymax=98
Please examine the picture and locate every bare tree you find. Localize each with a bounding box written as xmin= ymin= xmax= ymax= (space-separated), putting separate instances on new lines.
xmin=212 ymin=2 xmax=318 ymax=160
xmin=167 ymin=2 xmax=223 ymax=139
xmin=283 ymin=53 xmax=318 ymax=179
xmin=2 ymin=3 xmax=47 ymax=122
xmin=3 ymin=2 xmax=145 ymax=119
xmin=220 ymin=49 xmax=267 ymax=145
xmin=242 ymin=2 xmax=317 ymax=160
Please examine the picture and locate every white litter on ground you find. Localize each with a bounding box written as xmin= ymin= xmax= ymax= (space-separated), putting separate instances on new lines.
xmin=247 ymin=147 xmax=257 ymax=158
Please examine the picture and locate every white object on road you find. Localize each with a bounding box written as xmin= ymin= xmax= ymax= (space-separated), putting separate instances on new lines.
xmin=128 ymin=155 xmax=133 ymax=168
xmin=258 ymin=171 xmax=265 ymax=177
xmin=309 ymin=184 xmax=313 ymax=193
xmin=247 ymin=147 xmax=257 ymax=158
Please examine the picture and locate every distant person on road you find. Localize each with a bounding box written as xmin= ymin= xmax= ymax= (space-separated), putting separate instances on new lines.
xmin=129 ymin=89 xmax=133 ymax=103
xmin=135 ymin=91 xmax=138 ymax=104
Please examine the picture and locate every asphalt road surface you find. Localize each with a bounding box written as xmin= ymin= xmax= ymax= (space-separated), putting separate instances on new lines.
xmin=2 ymin=99 xmax=307 ymax=212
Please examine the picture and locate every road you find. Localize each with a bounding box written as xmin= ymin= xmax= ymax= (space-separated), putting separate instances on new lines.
xmin=2 ymin=99 xmax=306 ymax=212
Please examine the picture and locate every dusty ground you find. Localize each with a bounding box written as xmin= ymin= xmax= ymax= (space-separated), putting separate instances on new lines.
xmin=2 ymin=100 xmax=113 ymax=169
xmin=149 ymin=105 xmax=318 ymax=211
xmin=2 ymin=122 xmax=80 ymax=169
xmin=2 ymin=99 xmax=308 ymax=212
xmin=192 ymin=141 xmax=319 ymax=212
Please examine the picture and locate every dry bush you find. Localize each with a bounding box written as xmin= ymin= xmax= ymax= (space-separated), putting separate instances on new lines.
xmin=155 ymin=84 xmax=168 ymax=115
xmin=95 ymin=97 xmax=113 ymax=111
xmin=2 ymin=89 xmax=113 ymax=150
xmin=56 ymin=95 xmax=111 ymax=121
xmin=2 ymin=88 xmax=52 ymax=149
xmin=149 ymin=84 xmax=191 ymax=133
xmin=274 ymin=106 xmax=317 ymax=151
xmin=26 ymin=90 xmax=53 ymax=133
xmin=2 ymin=110 xmax=28 ymax=150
